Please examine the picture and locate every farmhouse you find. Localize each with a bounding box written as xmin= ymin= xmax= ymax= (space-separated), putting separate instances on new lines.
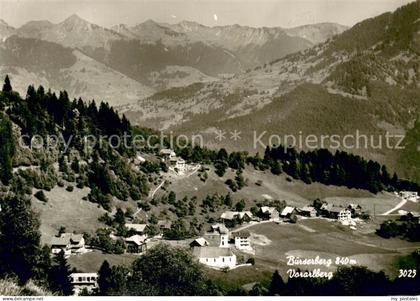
xmin=259 ymin=207 xmax=280 ymax=220
xmin=221 ymin=211 xmax=253 ymax=222
xmin=125 ymin=223 xmax=148 ymax=235
xmin=70 ymin=273 xmax=98 ymax=295
xmin=193 ymin=247 xmax=237 ymax=269
xmin=232 ymin=231 xmax=252 ymax=251
xmin=50 ymin=233 xmax=85 ymax=256
xmin=190 ymin=237 xmax=209 ymax=248
xmin=281 ymin=206 xmax=297 ymax=218
xmin=125 ymin=235 xmax=147 ymax=254
xmin=299 ymin=206 xmax=317 ymax=217
xmin=204 ymin=224 xmax=230 ymax=248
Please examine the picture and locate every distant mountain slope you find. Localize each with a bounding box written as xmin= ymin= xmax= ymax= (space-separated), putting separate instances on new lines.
xmin=112 ymin=19 xmax=188 ymax=46
xmin=101 ymin=20 xmax=346 ymax=88
xmin=59 ymin=49 xmax=154 ymax=105
xmin=284 ymin=23 xmax=349 ymax=45
xmin=0 ymin=36 xmax=154 ymax=106
xmin=151 ymin=20 xmax=346 ymax=68
xmin=11 ymin=15 xmax=346 ymax=90
xmin=0 ymin=19 xmax=15 ymax=41
xmin=167 ymin=21 xmax=347 ymax=51
xmin=16 ymin=14 xmax=125 ymax=51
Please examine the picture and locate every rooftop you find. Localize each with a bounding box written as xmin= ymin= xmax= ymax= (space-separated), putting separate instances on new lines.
xmin=125 ymin=234 xmax=147 ymax=245
xmin=125 ymin=223 xmax=148 ymax=232
xmin=232 ymin=230 xmax=250 ymax=238
xmin=300 ymin=206 xmax=316 ymax=212
xmin=70 ymin=273 xmax=98 ymax=277
xmin=159 ymin=149 xmax=175 ymax=155
xmin=191 ymin=237 xmax=209 ymax=247
xmin=192 ymin=247 xmax=233 ymax=258
xmin=281 ymin=206 xmax=296 ymax=216
xmin=203 ymin=233 xmax=222 ymax=247
xmin=221 ymin=210 xmax=252 ymax=220
xmin=260 ymin=206 xmax=277 ymax=214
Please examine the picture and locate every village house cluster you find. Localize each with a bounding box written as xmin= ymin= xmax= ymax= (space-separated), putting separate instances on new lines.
xmin=398 ymin=191 xmax=420 ymax=203
xmin=47 ymin=192 xmax=377 ymax=294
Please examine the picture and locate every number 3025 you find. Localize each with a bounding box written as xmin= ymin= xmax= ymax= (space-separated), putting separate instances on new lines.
xmin=398 ymin=269 xmax=417 ymax=278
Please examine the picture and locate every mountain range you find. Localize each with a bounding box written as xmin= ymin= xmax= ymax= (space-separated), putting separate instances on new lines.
xmin=0 ymin=14 xmax=346 ymax=105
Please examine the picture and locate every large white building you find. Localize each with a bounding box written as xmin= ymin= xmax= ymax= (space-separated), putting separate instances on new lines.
xmin=193 ymin=247 xmax=237 ymax=269
xmin=232 ymin=231 xmax=252 ymax=251
xmin=338 ymin=209 xmax=352 ymax=222
xmin=70 ymin=273 xmax=98 ymax=295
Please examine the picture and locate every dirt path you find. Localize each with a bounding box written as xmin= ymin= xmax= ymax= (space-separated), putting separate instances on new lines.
xmin=150 ymin=180 xmax=165 ymax=199
xmin=382 ymin=198 xmax=407 ymax=215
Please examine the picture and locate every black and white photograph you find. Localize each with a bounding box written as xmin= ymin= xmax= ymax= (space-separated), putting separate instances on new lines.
xmin=0 ymin=0 xmax=419 ymax=298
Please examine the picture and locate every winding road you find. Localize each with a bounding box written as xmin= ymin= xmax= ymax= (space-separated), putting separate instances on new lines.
xmin=382 ymin=198 xmax=407 ymax=216
xmin=150 ymin=180 xmax=165 ymax=199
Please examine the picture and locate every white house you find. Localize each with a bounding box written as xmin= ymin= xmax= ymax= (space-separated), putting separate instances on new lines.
xmin=338 ymin=209 xmax=352 ymax=222
xmin=232 ymin=231 xmax=252 ymax=251
xmin=70 ymin=273 xmax=98 ymax=295
xmin=50 ymin=233 xmax=85 ymax=256
xmin=193 ymin=247 xmax=237 ymax=269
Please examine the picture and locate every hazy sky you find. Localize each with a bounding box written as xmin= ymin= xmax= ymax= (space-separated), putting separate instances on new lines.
xmin=0 ymin=0 xmax=415 ymax=28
